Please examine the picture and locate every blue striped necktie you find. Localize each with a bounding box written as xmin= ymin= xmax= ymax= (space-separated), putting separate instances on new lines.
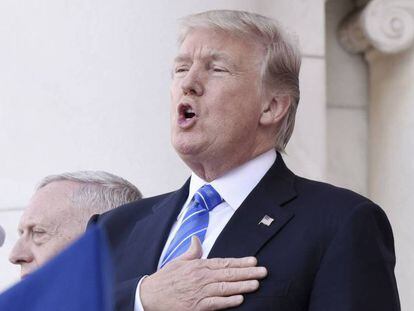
xmin=160 ymin=184 xmax=223 ymax=268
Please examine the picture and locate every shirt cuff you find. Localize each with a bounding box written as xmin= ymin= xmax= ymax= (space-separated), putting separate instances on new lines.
xmin=134 ymin=275 xmax=148 ymax=311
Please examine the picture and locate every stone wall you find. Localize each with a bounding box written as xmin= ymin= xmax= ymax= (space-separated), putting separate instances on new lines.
xmin=336 ymin=0 xmax=414 ymax=309
xmin=326 ymin=0 xmax=369 ymax=196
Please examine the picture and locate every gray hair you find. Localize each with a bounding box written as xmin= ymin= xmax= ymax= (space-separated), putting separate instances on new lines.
xmin=37 ymin=171 xmax=142 ymax=215
xmin=178 ymin=10 xmax=302 ymax=151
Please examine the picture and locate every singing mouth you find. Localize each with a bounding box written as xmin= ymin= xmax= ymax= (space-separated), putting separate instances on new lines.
xmin=177 ymin=103 xmax=198 ymax=128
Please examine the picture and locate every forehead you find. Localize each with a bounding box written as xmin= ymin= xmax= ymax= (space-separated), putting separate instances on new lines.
xmin=19 ymin=181 xmax=78 ymax=228
xmin=177 ymin=28 xmax=264 ymax=65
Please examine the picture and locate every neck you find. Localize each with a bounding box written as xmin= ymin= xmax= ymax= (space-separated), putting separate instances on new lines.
xmin=182 ymin=144 xmax=274 ymax=182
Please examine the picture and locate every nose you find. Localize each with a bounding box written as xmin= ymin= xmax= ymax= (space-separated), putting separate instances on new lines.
xmin=181 ymin=67 xmax=204 ymax=96
xmin=9 ymin=237 xmax=34 ymax=266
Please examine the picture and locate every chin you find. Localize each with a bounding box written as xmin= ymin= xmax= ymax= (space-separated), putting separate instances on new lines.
xmin=174 ymin=143 xmax=198 ymax=157
xmin=172 ymin=137 xmax=201 ymax=157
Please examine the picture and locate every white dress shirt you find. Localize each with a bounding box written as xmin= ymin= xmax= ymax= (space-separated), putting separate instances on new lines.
xmin=134 ymin=149 xmax=277 ymax=311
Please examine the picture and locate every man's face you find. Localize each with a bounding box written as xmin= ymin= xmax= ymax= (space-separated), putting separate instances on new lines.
xmin=9 ymin=181 xmax=84 ymax=278
xmin=170 ymin=28 xmax=269 ymax=168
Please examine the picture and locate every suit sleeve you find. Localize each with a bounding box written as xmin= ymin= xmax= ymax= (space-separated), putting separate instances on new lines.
xmin=309 ymin=202 xmax=400 ymax=311
xmin=112 ymin=278 xmax=140 ymax=311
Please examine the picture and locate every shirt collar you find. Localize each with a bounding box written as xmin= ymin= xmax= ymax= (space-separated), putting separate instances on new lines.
xmin=188 ymin=149 xmax=277 ymax=211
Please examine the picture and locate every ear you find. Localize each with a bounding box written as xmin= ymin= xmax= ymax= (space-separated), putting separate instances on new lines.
xmin=259 ymin=95 xmax=291 ymax=126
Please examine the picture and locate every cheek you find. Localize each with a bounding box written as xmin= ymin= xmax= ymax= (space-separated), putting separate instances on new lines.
xmin=170 ymin=81 xmax=181 ymax=102
xmin=211 ymin=92 xmax=260 ymax=123
xmin=170 ymin=86 xmax=180 ymax=120
xmin=36 ymin=238 xmax=67 ymax=263
xmin=32 ymin=248 xmax=53 ymax=265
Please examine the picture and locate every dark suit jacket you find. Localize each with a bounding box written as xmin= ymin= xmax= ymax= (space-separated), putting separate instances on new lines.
xmin=92 ymin=154 xmax=400 ymax=311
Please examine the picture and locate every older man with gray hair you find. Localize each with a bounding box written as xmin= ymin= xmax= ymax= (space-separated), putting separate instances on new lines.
xmin=9 ymin=171 xmax=142 ymax=278
xmin=93 ymin=9 xmax=400 ymax=311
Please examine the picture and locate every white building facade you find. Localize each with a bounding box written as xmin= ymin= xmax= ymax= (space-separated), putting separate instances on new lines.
xmin=0 ymin=0 xmax=412 ymax=309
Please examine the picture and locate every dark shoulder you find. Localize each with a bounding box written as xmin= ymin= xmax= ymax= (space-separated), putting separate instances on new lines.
xmin=92 ymin=192 xmax=172 ymax=233
xmin=288 ymin=176 xmax=394 ymax=253
xmin=294 ymin=175 xmax=374 ymax=210
xmin=91 ymin=191 xmax=175 ymax=249
xmin=100 ymin=192 xmax=173 ymax=222
xmin=291 ymin=175 xmax=391 ymax=236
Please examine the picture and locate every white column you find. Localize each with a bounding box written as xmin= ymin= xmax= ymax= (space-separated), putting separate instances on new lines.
xmin=367 ymin=45 xmax=414 ymax=311
xmin=339 ymin=1 xmax=414 ymax=309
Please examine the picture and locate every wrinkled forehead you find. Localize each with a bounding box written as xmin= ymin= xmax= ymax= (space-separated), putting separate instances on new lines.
xmin=177 ymin=28 xmax=265 ymax=66
xmin=174 ymin=49 xmax=235 ymax=66
xmin=18 ymin=205 xmax=56 ymax=233
xmin=19 ymin=182 xmax=77 ymax=229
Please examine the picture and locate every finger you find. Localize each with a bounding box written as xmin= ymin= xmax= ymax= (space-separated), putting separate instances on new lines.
xmin=209 ymin=266 xmax=267 ymax=283
xmin=198 ymin=295 xmax=244 ymax=311
xmin=177 ymin=236 xmax=203 ymax=261
xmin=203 ymin=280 xmax=259 ymax=297
xmin=200 ymin=257 xmax=258 ymax=269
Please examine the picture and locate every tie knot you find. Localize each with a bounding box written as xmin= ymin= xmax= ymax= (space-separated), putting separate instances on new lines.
xmin=194 ymin=184 xmax=223 ymax=211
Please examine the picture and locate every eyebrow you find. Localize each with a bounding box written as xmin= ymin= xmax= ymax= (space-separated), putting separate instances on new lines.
xmin=173 ymin=51 xmax=235 ymax=66
xmin=18 ymin=220 xmax=48 ymax=232
xmin=173 ymin=54 xmax=191 ymax=64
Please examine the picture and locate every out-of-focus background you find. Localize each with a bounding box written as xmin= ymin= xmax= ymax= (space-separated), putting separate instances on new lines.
xmin=0 ymin=0 xmax=412 ymax=309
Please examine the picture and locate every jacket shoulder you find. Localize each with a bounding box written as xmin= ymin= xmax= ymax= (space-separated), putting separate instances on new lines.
xmin=294 ymin=176 xmax=374 ymax=209
xmin=291 ymin=176 xmax=392 ymax=243
xmin=92 ymin=192 xmax=173 ymax=233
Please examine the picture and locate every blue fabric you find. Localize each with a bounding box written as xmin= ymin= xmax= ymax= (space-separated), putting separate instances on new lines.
xmin=160 ymin=184 xmax=222 ymax=268
xmin=0 ymin=225 xmax=114 ymax=311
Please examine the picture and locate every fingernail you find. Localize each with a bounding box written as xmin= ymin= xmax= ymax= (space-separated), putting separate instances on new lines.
xmin=258 ymin=267 xmax=267 ymax=275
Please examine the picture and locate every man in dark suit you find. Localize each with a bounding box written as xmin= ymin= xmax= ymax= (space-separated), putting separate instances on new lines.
xmin=92 ymin=10 xmax=400 ymax=311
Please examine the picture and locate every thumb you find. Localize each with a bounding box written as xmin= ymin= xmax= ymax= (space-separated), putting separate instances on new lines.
xmin=177 ymin=236 xmax=202 ymax=261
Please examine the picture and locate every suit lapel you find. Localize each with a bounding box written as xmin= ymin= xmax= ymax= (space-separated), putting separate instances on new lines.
xmin=208 ymin=154 xmax=296 ymax=258
xmin=125 ymin=179 xmax=190 ymax=275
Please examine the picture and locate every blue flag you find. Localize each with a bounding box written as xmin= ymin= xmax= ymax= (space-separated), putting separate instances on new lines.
xmin=0 ymin=226 xmax=114 ymax=311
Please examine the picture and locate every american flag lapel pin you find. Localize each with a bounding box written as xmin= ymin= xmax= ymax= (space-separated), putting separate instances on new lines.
xmin=258 ymin=215 xmax=274 ymax=226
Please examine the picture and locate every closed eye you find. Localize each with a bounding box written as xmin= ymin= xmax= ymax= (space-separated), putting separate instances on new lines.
xmin=175 ymin=67 xmax=189 ymax=73
xmin=213 ymin=67 xmax=228 ymax=72
xmin=31 ymin=228 xmax=49 ymax=244
xmin=173 ymin=63 xmax=191 ymax=75
xmin=32 ymin=230 xmax=46 ymax=238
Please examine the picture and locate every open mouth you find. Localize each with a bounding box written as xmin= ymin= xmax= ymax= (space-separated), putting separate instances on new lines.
xmin=180 ymin=104 xmax=196 ymax=119
xmin=177 ymin=103 xmax=198 ymax=128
